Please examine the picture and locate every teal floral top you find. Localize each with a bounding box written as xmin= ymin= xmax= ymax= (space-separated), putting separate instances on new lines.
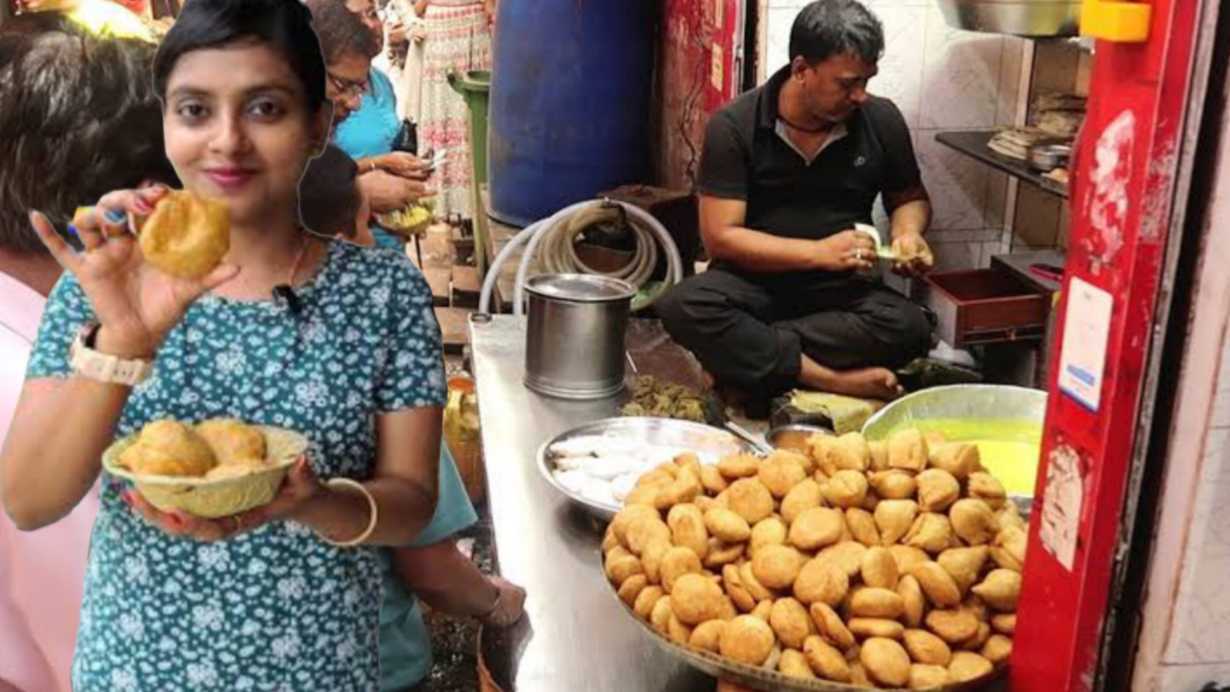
xmin=26 ymin=241 xmax=447 ymax=691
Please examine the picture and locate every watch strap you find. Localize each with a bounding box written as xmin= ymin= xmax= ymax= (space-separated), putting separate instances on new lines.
xmin=70 ymin=323 xmax=153 ymax=386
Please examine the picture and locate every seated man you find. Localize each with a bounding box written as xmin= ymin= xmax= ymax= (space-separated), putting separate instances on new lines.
xmin=657 ymin=0 xmax=934 ymax=405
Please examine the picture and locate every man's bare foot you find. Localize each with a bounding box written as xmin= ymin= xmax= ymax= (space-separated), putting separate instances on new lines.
xmin=798 ymin=355 xmax=905 ymax=401
xmin=827 ymin=367 xmax=904 ymax=400
xmin=804 ymin=367 xmax=903 ymax=401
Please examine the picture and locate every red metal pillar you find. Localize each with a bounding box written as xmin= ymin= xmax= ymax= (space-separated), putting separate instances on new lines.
xmin=1012 ymin=0 xmax=1204 ymax=690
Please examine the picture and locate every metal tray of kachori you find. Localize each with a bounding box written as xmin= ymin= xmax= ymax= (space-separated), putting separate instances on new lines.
xmin=537 ymin=417 xmax=754 ymax=522
xmin=602 ymin=569 xmax=1005 ymax=692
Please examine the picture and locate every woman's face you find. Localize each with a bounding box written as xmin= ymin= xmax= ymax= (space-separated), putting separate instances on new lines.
xmin=162 ymin=42 xmax=328 ymax=227
xmin=325 ymin=50 xmax=371 ymax=130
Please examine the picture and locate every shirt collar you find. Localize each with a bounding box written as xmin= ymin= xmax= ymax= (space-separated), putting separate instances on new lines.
xmin=757 ymin=66 xmax=794 ymax=130
xmin=774 ymin=119 xmax=849 ymax=164
xmin=759 ymin=65 xmax=868 ymax=136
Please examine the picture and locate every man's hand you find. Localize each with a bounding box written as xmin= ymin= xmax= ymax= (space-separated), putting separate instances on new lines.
xmin=359 ymin=170 xmax=433 ymax=213
xmin=375 ymin=152 xmax=432 ymax=180
xmin=816 ymin=230 xmax=877 ymax=272
xmin=890 ymin=231 xmax=934 ymax=277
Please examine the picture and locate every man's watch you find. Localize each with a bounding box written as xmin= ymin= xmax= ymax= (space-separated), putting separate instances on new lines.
xmin=69 ymin=321 xmax=154 ymax=386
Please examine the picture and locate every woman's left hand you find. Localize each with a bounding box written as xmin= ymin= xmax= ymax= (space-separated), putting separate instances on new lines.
xmin=122 ymin=457 xmax=321 ymax=542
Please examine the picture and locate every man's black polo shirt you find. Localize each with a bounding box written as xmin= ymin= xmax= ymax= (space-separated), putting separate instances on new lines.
xmin=698 ymin=66 xmax=924 ymax=243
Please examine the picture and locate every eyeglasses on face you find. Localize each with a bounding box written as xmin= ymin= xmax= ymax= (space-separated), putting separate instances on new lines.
xmin=327 ymin=71 xmax=370 ymax=99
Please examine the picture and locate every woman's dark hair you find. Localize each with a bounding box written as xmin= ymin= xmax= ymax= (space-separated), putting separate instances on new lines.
xmin=0 ymin=14 xmax=178 ymax=254
xmin=306 ymin=0 xmax=380 ymax=62
xmin=299 ymin=144 xmax=360 ymax=236
xmin=790 ymin=0 xmax=884 ymax=66
xmin=153 ymin=0 xmax=327 ymax=113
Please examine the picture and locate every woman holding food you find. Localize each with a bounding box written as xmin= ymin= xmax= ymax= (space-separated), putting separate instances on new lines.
xmin=309 ymin=0 xmax=432 ymax=250
xmin=0 ymin=0 xmax=443 ymax=687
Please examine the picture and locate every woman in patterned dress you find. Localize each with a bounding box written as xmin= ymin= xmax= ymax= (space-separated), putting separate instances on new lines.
xmin=413 ymin=0 xmax=494 ymax=218
xmin=0 ymin=0 xmax=445 ymax=688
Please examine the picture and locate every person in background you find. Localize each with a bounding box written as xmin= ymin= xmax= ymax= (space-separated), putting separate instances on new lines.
xmin=380 ymin=446 xmax=525 ymax=691
xmin=414 ymin=0 xmax=495 ymax=218
xmin=297 ymin=132 xmax=526 ymax=692
xmin=376 ymin=0 xmax=414 ymax=120
xmin=0 ymin=14 xmax=176 ymax=692
xmin=656 ymin=0 xmax=934 ymax=409
xmin=299 ymin=143 xmax=375 ymax=246
xmin=308 ymin=0 xmax=432 ymax=250
xmin=6 ymin=0 xmax=154 ymax=40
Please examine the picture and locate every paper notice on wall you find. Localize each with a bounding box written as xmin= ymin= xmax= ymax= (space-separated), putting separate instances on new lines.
xmin=1057 ymin=277 xmax=1114 ymax=412
xmin=1039 ymin=444 xmax=1084 ymax=571
xmin=710 ymin=42 xmax=724 ymax=91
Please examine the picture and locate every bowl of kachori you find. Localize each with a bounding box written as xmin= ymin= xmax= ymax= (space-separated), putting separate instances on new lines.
xmin=103 ymin=418 xmax=309 ymax=518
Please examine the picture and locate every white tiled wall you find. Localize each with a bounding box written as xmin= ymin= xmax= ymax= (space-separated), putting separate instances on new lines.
xmin=761 ymin=0 xmax=1028 ymax=271
xmin=1156 ymin=663 xmax=1230 ymax=692
xmin=1162 ymin=336 xmax=1230 ymax=668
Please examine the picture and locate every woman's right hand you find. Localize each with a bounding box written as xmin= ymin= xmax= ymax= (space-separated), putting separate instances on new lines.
xmin=28 ymin=187 xmax=241 ymax=358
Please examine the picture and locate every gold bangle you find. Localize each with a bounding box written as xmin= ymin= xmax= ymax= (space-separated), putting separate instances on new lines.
xmin=317 ymin=477 xmax=379 ymax=547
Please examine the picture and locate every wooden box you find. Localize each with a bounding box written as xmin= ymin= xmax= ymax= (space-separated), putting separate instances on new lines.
xmin=921 ymin=269 xmax=1050 ymax=347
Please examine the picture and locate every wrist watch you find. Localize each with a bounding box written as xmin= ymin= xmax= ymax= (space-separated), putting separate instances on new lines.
xmin=69 ymin=321 xmax=154 ymax=386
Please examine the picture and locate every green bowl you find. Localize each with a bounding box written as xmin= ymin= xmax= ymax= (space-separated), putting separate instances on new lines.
xmin=862 ymin=384 xmax=1046 ymax=503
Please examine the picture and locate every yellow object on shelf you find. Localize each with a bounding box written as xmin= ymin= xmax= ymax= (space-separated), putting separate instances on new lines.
xmin=1080 ymin=0 xmax=1152 ymax=43
xmin=444 ymin=375 xmax=485 ymax=504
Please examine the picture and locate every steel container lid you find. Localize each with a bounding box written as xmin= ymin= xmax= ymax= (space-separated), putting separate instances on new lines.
xmin=525 ymin=273 xmax=636 ymax=303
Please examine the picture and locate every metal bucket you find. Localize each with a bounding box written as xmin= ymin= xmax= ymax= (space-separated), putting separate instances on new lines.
xmin=935 ymin=0 xmax=1081 ymax=37
xmin=524 ymin=274 xmax=636 ymax=399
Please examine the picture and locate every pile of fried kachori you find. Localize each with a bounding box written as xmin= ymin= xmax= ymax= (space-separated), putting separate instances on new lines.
xmin=602 ymin=428 xmax=1026 ymax=689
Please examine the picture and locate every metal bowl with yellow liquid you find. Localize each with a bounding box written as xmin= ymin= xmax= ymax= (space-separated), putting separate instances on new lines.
xmin=862 ymin=384 xmax=1045 ymax=509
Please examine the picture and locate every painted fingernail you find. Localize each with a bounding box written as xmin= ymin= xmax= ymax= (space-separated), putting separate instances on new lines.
xmin=66 ymin=224 xmax=79 ymax=237
xmin=103 ymin=208 xmax=127 ymax=225
xmin=120 ymin=490 xmax=133 ymax=505
xmin=134 ymin=200 xmax=153 ymax=214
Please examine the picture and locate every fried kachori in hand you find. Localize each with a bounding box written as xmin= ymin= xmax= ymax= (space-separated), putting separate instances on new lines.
xmin=139 ymin=190 xmax=230 ymax=279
